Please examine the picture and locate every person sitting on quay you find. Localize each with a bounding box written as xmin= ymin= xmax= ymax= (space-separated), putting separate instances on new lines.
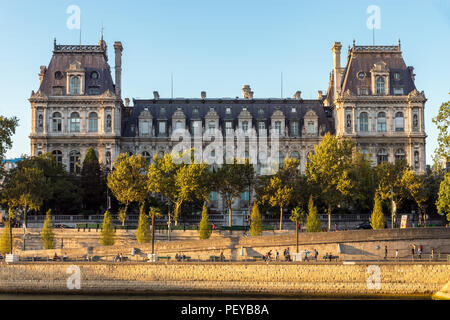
xmin=53 ymin=253 xmax=59 ymax=261
xmin=220 ymin=251 xmax=225 ymax=262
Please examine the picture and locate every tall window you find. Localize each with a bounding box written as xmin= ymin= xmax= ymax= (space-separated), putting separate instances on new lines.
xmin=395 ymin=149 xmax=406 ymax=162
xmin=69 ymin=150 xmax=81 ymax=174
xmin=70 ymin=76 xmax=80 ymax=94
xmin=275 ymin=121 xmax=281 ymax=135
xmin=242 ymin=121 xmax=248 ymax=133
xmin=52 ymin=150 xmax=63 ymax=165
xmin=412 ymin=114 xmax=418 ymax=131
xmin=376 ymin=76 xmax=385 ymax=95
xmin=395 ymin=112 xmax=404 ymax=132
xmin=70 ymin=112 xmax=80 ymax=132
xmin=38 ymin=114 xmax=43 ymax=130
xmin=158 ymin=121 xmax=166 ymax=135
xmin=208 ymin=121 xmax=215 ymax=133
xmin=377 ymin=112 xmax=386 ymax=132
xmin=209 ymin=192 xmax=217 ymax=202
xmin=106 ymin=114 xmax=112 ymax=132
xmin=291 ymin=121 xmax=298 ymax=136
xmin=192 ymin=121 xmax=202 ymax=135
xmin=175 ymin=120 xmax=183 ymax=130
xmin=225 ymin=121 xmax=233 ymax=135
xmin=88 ymin=112 xmax=98 ymax=132
xmin=359 ymin=112 xmax=369 ymax=132
xmin=258 ymin=121 xmax=266 ymax=132
xmin=52 ymin=112 xmax=62 ymax=132
xmin=377 ymin=149 xmax=388 ymax=165
xmin=414 ymin=151 xmax=420 ymax=169
xmin=307 ymin=121 xmax=315 ymax=134
xmin=142 ymin=151 xmax=151 ymax=163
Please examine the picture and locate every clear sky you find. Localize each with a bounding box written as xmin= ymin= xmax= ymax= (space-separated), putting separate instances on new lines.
xmin=1 ymin=0 xmax=449 ymax=165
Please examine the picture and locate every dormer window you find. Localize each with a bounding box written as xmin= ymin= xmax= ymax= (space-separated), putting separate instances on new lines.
xmin=90 ymin=71 xmax=99 ymax=79
xmin=358 ymin=72 xmax=365 ymax=80
xmin=226 ymin=107 xmax=231 ymax=115
xmin=70 ymin=76 xmax=81 ymax=94
xmin=393 ymin=72 xmax=401 ymax=80
xmin=393 ymin=87 xmax=404 ymax=95
xmin=376 ymin=76 xmax=385 ymax=95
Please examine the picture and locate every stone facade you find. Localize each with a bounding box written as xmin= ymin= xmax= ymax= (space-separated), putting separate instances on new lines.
xmin=29 ymin=38 xmax=427 ymax=218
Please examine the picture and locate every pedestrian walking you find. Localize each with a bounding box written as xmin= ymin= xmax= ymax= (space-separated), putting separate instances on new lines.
xmin=411 ymin=244 xmax=415 ymax=260
xmin=418 ymin=245 xmax=422 ymax=259
xmin=314 ymin=249 xmax=318 ymax=261
xmin=384 ymin=246 xmax=388 ymax=260
xmin=275 ymin=250 xmax=279 ymax=261
xmin=395 ymin=249 xmax=399 ymax=261
xmin=431 ymin=248 xmax=435 ymax=260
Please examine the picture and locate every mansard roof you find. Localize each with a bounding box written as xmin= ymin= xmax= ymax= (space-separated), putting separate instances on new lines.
xmin=340 ymin=42 xmax=416 ymax=95
xmin=37 ymin=40 xmax=116 ymax=96
xmin=121 ymin=98 xmax=334 ymax=137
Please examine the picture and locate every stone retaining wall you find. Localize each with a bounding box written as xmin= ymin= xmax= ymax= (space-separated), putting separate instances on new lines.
xmin=0 ymin=262 xmax=449 ymax=297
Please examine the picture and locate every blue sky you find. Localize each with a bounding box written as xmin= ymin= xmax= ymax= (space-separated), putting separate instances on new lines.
xmin=1 ymin=0 xmax=449 ymax=165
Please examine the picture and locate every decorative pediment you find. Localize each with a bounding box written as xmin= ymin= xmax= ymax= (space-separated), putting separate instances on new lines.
xmin=371 ymin=61 xmax=389 ymax=72
xmin=205 ymin=108 xmax=219 ymax=119
xmin=238 ymin=108 xmax=252 ymax=119
xmin=343 ymin=89 xmax=355 ymax=98
xmin=304 ymin=109 xmax=318 ymax=119
xmin=68 ymin=60 xmax=84 ymax=72
xmin=102 ymin=89 xmax=116 ymax=98
xmin=271 ymin=109 xmax=285 ymax=119
xmin=172 ymin=107 xmax=186 ymax=119
xmin=407 ymin=89 xmax=426 ymax=101
xmin=139 ymin=107 xmax=152 ymax=119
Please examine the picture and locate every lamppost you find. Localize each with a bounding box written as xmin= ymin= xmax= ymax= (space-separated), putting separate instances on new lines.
xmin=390 ymin=189 xmax=396 ymax=229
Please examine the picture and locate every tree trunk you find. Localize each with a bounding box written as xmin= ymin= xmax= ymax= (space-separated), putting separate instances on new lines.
xmin=279 ymin=206 xmax=283 ymax=231
xmin=296 ymin=223 xmax=299 ymax=253
xmin=151 ymin=214 xmax=155 ymax=255
xmin=328 ymin=204 xmax=331 ymax=231
xmin=228 ymin=200 xmax=232 ymax=235
xmin=9 ymin=216 xmax=12 ymax=254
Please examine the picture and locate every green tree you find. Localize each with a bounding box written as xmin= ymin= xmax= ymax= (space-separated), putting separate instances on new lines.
xmin=436 ymin=172 xmax=450 ymax=221
xmin=249 ymin=202 xmax=262 ymax=236
xmin=306 ymin=195 xmax=322 ymax=233
xmin=148 ymin=151 xmax=211 ymax=225
xmin=149 ymin=206 xmax=162 ymax=254
xmin=1 ymin=166 xmax=49 ymax=230
xmin=0 ymin=115 xmax=18 ymax=177
xmin=107 ymin=154 xmax=148 ymax=225
xmin=136 ymin=205 xmax=151 ymax=244
xmin=198 ymin=204 xmax=211 ymax=240
xmin=100 ymin=210 xmax=115 ymax=246
xmin=0 ymin=220 xmax=12 ymax=254
xmin=290 ymin=205 xmax=306 ymax=253
xmin=81 ymin=147 xmax=106 ymax=213
xmin=432 ymin=94 xmax=450 ymax=163
xmin=401 ymin=170 xmax=427 ymax=224
xmin=306 ymin=133 xmax=354 ymax=231
xmin=41 ymin=209 xmax=55 ymax=249
xmin=259 ymin=158 xmax=300 ymax=230
xmin=347 ymin=151 xmax=376 ymax=213
xmin=370 ymin=194 xmax=385 ymax=230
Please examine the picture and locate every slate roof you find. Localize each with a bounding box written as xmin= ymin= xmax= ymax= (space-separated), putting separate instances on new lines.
xmin=37 ymin=40 xmax=115 ymax=96
xmin=122 ymin=98 xmax=334 ymax=137
xmin=340 ymin=44 xmax=416 ymax=95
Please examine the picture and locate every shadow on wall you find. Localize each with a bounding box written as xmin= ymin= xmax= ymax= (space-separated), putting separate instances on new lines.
xmin=339 ymin=244 xmax=377 ymax=258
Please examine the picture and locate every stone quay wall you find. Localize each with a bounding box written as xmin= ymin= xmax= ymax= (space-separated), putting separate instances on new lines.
xmin=14 ymin=227 xmax=450 ymax=263
xmin=0 ymin=262 xmax=449 ymax=297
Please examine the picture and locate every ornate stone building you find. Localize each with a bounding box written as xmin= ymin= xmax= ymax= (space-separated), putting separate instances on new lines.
xmin=325 ymin=41 xmax=427 ymax=173
xmin=29 ymin=39 xmax=427 ymax=220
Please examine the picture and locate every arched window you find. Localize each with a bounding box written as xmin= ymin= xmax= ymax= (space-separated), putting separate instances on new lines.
xmin=106 ymin=114 xmax=112 ymax=132
xmin=395 ymin=149 xmax=406 ymax=162
xmin=377 ymin=112 xmax=386 ymax=132
xmin=361 ymin=149 xmax=369 ymax=160
xmin=52 ymin=150 xmax=63 ymax=165
xmin=88 ymin=112 xmax=98 ymax=132
xmin=412 ymin=114 xmax=418 ymax=131
xmin=70 ymin=112 xmax=80 ymax=132
xmin=377 ymin=148 xmax=388 ymax=165
xmin=105 ymin=151 xmax=111 ymax=167
xmin=70 ymin=76 xmax=80 ymax=94
xmin=38 ymin=114 xmax=43 ymax=129
xmin=52 ymin=112 xmax=62 ymax=132
xmin=158 ymin=151 xmax=165 ymax=158
xmin=376 ymin=76 xmax=385 ymax=95
xmin=395 ymin=112 xmax=404 ymax=132
xmin=359 ymin=112 xmax=369 ymax=132
xmin=69 ymin=150 xmax=81 ymax=174
xmin=414 ymin=151 xmax=420 ymax=169
xmin=142 ymin=151 xmax=151 ymax=163
xmin=127 ymin=151 xmax=134 ymax=157
xmin=291 ymin=151 xmax=300 ymax=160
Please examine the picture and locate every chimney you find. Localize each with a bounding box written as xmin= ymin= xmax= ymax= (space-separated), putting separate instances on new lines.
xmin=293 ymin=91 xmax=302 ymax=100
xmin=113 ymin=41 xmax=123 ymax=98
xmin=153 ymin=91 xmax=160 ymax=100
xmin=242 ymin=85 xmax=252 ymax=99
xmin=332 ymin=42 xmax=342 ymax=70
xmin=201 ymin=91 xmax=206 ymax=99
xmin=39 ymin=66 xmax=46 ymax=84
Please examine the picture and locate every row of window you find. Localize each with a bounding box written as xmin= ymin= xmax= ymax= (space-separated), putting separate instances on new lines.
xmin=37 ymin=112 xmax=112 ymax=133
xmin=141 ymin=120 xmax=317 ymax=136
xmin=347 ymin=112 xmax=418 ymax=133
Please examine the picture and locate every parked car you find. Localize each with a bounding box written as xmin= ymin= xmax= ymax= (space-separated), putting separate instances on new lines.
xmin=355 ymin=221 xmax=372 ymax=230
xmin=53 ymin=224 xmax=74 ymax=229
